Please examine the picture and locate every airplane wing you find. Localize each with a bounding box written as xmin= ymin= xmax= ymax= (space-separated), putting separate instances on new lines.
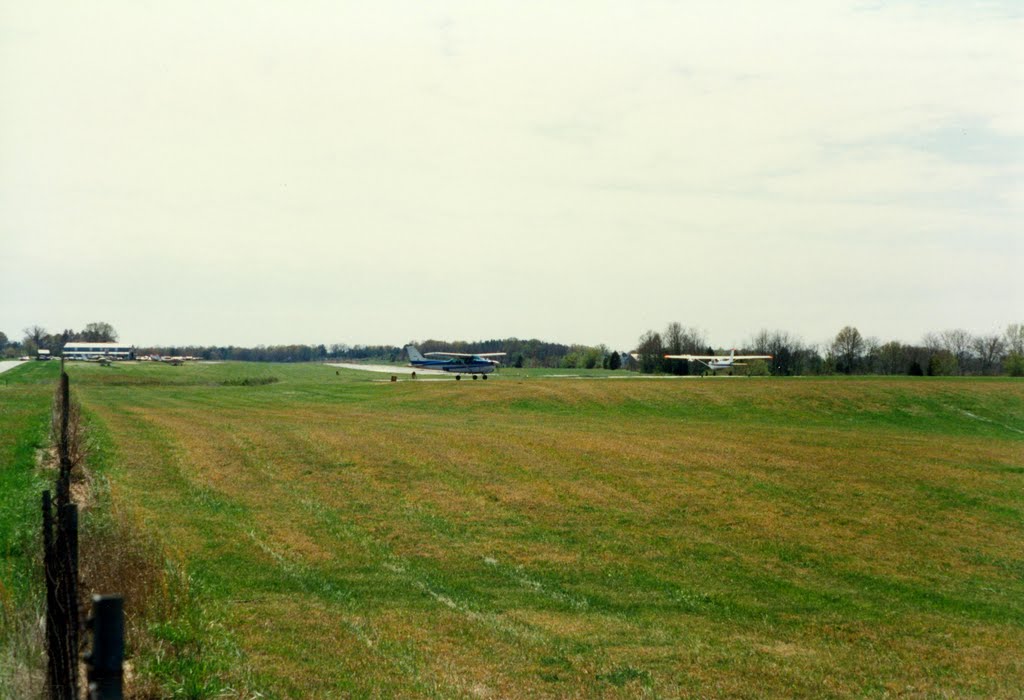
xmin=424 ymin=351 xmax=507 ymax=358
xmin=664 ymin=354 xmax=773 ymax=360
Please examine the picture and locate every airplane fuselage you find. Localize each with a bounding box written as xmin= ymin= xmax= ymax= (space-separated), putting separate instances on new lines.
xmin=409 ymin=358 xmax=496 ymax=375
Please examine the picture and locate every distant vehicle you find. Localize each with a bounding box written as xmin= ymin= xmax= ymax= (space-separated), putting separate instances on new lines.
xmin=405 ymin=346 xmax=505 ymax=380
xmin=664 ymin=349 xmax=773 ymax=375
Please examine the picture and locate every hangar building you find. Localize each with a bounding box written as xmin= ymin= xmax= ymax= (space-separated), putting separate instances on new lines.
xmin=62 ymin=342 xmax=135 ymax=361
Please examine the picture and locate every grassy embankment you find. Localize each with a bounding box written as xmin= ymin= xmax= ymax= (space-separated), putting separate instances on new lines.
xmin=57 ymin=361 xmax=1024 ymax=697
xmin=0 ymin=361 xmax=60 ymax=695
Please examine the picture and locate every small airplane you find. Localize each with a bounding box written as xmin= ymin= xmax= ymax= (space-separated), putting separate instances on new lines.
xmin=405 ymin=346 xmax=506 ymax=380
xmin=663 ymin=349 xmax=772 ymax=375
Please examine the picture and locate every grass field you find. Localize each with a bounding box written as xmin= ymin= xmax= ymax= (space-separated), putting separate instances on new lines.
xmin=6 ymin=361 xmax=1024 ymax=697
xmin=0 ymin=361 xmax=60 ymax=696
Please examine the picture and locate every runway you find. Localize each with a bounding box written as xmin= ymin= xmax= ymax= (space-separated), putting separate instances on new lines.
xmin=325 ymin=362 xmax=446 ymax=376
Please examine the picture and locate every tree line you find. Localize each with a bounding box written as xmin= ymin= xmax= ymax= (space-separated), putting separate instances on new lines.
xmin=634 ymin=322 xmax=1024 ymax=376
xmin=0 ymin=326 xmax=585 ymax=368
xmin=1 ymin=322 xmax=119 ymax=357
xmin=3 ymin=321 xmax=1022 ymax=376
xmin=145 ymin=338 xmax=582 ymax=366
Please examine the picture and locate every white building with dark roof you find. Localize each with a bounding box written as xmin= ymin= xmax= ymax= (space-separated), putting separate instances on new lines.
xmin=62 ymin=342 xmax=135 ymax=361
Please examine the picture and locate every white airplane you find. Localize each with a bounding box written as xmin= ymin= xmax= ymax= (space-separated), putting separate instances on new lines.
xmin=664 ymin=349 xmax=772 ymax=374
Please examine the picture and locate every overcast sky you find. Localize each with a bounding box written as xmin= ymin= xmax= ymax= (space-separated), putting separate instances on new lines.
xmin=2 ymin=1 xmax=1021 ymax=350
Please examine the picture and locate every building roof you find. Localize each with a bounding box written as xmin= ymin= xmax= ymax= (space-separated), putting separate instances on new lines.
xmin=62 ymin=342 xmax=132 ymax=348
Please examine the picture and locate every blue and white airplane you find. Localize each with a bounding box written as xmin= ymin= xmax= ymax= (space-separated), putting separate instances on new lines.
xmin=405 ymin=346 xmax=506 ymax=380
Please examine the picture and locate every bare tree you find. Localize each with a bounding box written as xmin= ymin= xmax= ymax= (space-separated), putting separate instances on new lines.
xmin=747 ymin=329 xmax=805 ymax=375
xmin=938 ymin=329 xmax=973 ymax=375
xmin=862 ymin=336 xmax=882 ymax=373
xmin=972 ymin=334 xmax=1006 ymax=375
xmin=635 ymin=330 xmax=664 ymax=374
xmin=1005 ymin=323 xmax=1024 ymax=356
xmin=679 ymin=327 xmax=706 ymax=354
xmin=1003 ymin=323 xmax=1024 ymax=376
xmin=748 ymin=329 xmax=772 ymax=355
xmin=81 ymin=322 xmax=118 ymax=342
xmin=661 ymin=322 xmax=705 ymax=374
xmin=22 ymin=325 xmax=47 ymax=352
xmin=831 ymin=326 xmax=864 ymax=374
xmin=663 ymin=322 xmax=684 ymax=355
xmin=876 ymin=341 xmax=907 ymax=375
xmin=921 ymin=332 xmax=942 ymax=353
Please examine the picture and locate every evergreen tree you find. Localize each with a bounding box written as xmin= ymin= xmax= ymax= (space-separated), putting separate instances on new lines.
xmin=609 ymin=351 xmax=621 ymax=370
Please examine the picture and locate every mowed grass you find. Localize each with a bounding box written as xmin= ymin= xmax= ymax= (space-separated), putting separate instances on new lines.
xmin=0 ymin=362 xmax=60 ymax=695
xmin=65 ymin=361 xmax=1024 ymax=698
xmin=0 ymin=362 xmax=59 ymax=598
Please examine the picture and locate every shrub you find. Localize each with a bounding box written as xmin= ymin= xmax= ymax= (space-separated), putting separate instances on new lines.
xmin=745 ymin=359 xmax=770 ymax=376
xmin=927 ymin=351 xmax=958 ymax=376
xmin=220 ymin=377 xmax=279 ymax=386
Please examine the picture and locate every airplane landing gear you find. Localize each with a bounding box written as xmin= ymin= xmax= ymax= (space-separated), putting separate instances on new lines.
xmin=455 ymin=375 xmax=461 ymax=381
xmin=482 ymin=374 xmax=488 ymax=380
xmin=472 ymin=375 xmax=478 ymax=380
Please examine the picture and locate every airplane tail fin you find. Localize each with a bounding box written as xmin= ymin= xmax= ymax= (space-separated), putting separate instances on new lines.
xmin=405 ymin=345 xmax=425 ymax=362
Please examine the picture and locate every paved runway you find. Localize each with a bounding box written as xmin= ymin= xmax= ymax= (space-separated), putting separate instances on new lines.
xmin=325 ymin=362 xmax=446 ymax=375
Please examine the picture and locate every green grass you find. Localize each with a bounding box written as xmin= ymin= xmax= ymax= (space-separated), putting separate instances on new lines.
xmin=0 ymin=361 xmax=60 ymax=695
xmin=0 ymin=362 xmax=59 ymax=594
xmin=39 ymin=362 xmax=1024 ymax=696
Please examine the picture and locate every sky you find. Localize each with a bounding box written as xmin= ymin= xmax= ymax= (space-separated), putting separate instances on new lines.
xmin=1 ymin=1 xmax=1021 ymax=350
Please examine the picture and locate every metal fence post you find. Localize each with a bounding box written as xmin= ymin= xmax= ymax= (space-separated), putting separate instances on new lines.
xmin=44 ymin=369 xmax=84 ymax=699
xmin=56 ymin=371 xmax=72 ymax=508
xmin=86 ymin=595 xmax=124 ymax=700
xmin=42 ymin=491 xmax=60 ymax=697
xmin=55 ymin=503 xmax=79 ymax=700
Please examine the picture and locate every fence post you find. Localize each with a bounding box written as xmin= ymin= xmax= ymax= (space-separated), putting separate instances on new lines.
xmin=86 ymin=595 xmax=124 ymax=700
xmin=42 ymin=491 xmax=60 ymax=697
xmin=56 ymin=372 xmax=71 ymax=508
xmin=43 ymin=495 xmax=79 ymax=699
xmin=43 ymin=369 xmax=83 ymax=699
xmin=54 ymin=503 xmax=79 ymax=700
